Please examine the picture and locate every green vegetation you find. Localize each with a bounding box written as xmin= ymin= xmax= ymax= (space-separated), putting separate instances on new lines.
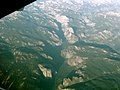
xmin=0 ymin=0 xmax=120 ymax=90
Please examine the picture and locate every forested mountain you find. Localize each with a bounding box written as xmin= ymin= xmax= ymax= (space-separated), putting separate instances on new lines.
xmin=0 ymin=0 xmax=120 ymax=90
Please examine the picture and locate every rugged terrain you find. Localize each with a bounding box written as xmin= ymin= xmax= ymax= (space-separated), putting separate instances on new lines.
xmin=0 ymin=0 xmax=120 ymax=90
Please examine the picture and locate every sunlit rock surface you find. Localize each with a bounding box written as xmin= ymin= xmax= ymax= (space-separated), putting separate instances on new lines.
xmin=0 ymin=0 xmax=120 ymax=90
xmin=38 ymin=64 xmax=52 ymax=78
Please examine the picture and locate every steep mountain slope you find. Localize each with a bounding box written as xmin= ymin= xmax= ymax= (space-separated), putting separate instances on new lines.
xmin=0 ymin=0 xmax=120 ymax=90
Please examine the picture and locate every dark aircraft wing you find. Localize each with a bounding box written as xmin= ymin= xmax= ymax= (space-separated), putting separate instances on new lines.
xmin=0 ymin=0 xmax=36 ymax=19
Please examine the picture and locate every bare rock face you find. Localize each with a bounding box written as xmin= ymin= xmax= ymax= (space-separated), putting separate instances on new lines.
xmin=38 ymin=64 xmax=52 ymax=78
